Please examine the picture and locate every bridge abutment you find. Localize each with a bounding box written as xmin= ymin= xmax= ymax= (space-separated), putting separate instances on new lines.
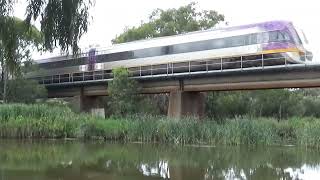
xmin=167 ymin=91 xmax=206 ymax=119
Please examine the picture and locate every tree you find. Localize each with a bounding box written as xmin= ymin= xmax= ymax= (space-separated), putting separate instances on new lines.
xmin=0 ymin=17 xmax=42 ymax=102
xmin=112 ymin=2 xmax=225 ymax=44
xmin=108 ymin=68 xmax=140 ymax=116
xmin=251 ymin=90 xmax=303 ymax=119
xmin=206 ymin=91 xmax=251 ymax=120
xmin=0 ymin=0 xmax=93 ymax=53
xmin=0 ymin=78 xmax=47 ymax=104
xmin=0 ymin=0 xmax=93 ymax=102
xmin=206 ymin=89 xmax=305 ymax=120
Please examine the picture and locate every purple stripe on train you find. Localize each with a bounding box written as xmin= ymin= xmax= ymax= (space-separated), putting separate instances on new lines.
xmin=221 ymin=20 xmax=291 ymax=32
xmin=219 ymin=20 xmax=301 ymax=51
xmin=263 ymin=42 xmax=296 ymax=51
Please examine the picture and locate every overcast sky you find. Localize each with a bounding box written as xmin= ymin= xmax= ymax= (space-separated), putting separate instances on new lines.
xmin=14 ymin=0 xmax=320 ymax=60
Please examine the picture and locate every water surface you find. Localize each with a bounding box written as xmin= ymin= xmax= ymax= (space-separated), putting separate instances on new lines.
xmin=0 ymin=140 xmax=319 ymax=180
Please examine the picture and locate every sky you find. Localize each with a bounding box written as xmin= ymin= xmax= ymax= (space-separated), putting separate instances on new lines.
xmin=14 ymin=0 xmax=320 ymax=60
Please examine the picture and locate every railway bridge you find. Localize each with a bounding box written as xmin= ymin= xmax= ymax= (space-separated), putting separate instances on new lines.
xmin=32 ymin=59 xmax=320 ymax=118
xmin=28 ymin=21 xmax=316 ymax=118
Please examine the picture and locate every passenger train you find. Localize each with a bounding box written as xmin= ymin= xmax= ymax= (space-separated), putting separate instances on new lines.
xmin=31 ymin=20 xmax=313 ymax=81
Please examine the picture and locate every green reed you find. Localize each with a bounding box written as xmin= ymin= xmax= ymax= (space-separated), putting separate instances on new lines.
xmin=1 ymin=104 xmax=320 ymax=147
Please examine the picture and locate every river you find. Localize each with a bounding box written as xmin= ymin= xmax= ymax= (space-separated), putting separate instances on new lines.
xmin=0 ymin=140 xmax=319 ymax=179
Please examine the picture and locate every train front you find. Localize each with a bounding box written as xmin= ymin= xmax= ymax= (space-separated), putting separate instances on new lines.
xmin=261 ymin=21 xmax=313 ymax=64
xmin=287 ymin=22 xmax=313 ymax=63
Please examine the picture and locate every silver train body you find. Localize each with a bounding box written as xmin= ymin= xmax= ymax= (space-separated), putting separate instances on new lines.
xmin=30 ymin=20 xmax=313 ymax=78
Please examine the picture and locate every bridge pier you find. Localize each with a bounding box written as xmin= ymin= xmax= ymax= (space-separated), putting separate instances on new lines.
xmin=81 ymin=96 xmax=105 ymax=118
xmin=167 ymin=91 xmax=206 ymax=119
xmin=66 ymin=88 xmax=106 ymax=118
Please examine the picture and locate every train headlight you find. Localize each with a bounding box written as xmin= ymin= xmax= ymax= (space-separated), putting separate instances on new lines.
xmin=299 ymin=51 xmax=313 ymax=61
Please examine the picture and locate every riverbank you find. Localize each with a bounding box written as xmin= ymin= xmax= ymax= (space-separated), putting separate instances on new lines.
xmin=1 ymin=104 xmax=320 ymax=147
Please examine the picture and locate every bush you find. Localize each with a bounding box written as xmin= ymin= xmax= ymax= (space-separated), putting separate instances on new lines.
xmin=206 ymin=90 xmax=305 ymax=120
xmin=1 ymin=78 xmax=47 ymax=104
xmin=108 ymin=68 xmax=140 ymax=116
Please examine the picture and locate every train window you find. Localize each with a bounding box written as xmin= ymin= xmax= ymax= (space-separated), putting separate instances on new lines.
xmin=133 ymin=47 xmax=162 ymax=58
xmin=257 ymin=32 xmax=269 ymax=43
xmin=231 ymin=36 xmax=245 ymax=46
xmin=109 ymin=51 xmax=133 ymax=61
xmin=282 ymin=32 xmax=291 ymax=41
xmin=172 ymin=43 xmax=192 ymax=54
xmin=269 ymin=31 xmax=281 ymax=42
xmin=212 ymin=38 xmax=226 ymax=49
xmin=162 ymin=46 xmax=172 ymax=55
xmin=224 ymin=37 xmax=231 ymax=47
xmin=99 ymin=54 xmax=112 ymax=63
xmin=243 ymin=35 xmax=250 ymax=45
xmin=38 ymin=32 xmax=264 ymax=70
xmin=192 ymin=40 xmax=210 ymax=51
xmin=249 ymin=34 xmax=257 ymax=45
xmin=269 ymin=32 xmax=275 ymax=41
xmin=269 ymin=31 xmax=291 ymax=43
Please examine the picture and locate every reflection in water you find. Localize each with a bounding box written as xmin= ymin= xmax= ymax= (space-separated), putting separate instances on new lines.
xmin=140 ymin=161 xmax=170 ymax=179
xmin=0 ymin=140 xmax=320 ymax=180
xmin=285 ymin=164 xmax=320 ymax=180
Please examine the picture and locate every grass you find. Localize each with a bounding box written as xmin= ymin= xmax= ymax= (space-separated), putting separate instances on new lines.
xmin=1 ymin=104 xmax=320 ymax=147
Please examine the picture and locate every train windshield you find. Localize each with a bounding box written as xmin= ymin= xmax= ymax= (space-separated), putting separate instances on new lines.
xmin=258 ymin=31 xmax=293 ymax=44
xmin=268 ymin=31 xmax=292 ymax=42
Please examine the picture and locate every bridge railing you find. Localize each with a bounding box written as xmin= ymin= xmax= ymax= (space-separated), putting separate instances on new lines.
xmin=34 ymin=52 xmax=314 ymax=85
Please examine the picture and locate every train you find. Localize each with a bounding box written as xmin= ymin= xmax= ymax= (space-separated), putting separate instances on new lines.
xmin=31 ymin=20 xmax=313 ymax=81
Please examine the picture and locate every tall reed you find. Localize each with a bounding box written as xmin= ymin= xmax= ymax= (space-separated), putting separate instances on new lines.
xmin=1 ymin=104 xmax=320 ymax=148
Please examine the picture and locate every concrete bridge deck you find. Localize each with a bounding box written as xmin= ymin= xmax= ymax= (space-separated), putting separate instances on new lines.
xmin=46 ymin=64 xmax=320 ymax=96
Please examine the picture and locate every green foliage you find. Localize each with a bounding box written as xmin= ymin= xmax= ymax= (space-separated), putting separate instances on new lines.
xmin=0 ymin=16 xmax=43 ymax=103
xmin=206 ymin=91 xmax=250 ymax=120
xmin=106 ymin=68 xmax=161 ymax=116
xmin=0 ymin=78 xmax=46 ymax=104
xmin=138 ymin=96 xmax=162 ymax=115
xmin=108 ymin=67 xmax=140 ymax=116
xmin=251 ymin=90 xmax=303 ymax=119
xmin=0 ymin=16 xmax=42 ymax=70
xmin=27 ymin=0 xmax=92 ymax=53
xmin=4 ymin=78 xmax=47 ymax=103
xmin=206 ymin=89 xmax=306 ymax=120
xmin=0 ymin=0 xmax=93 ymax=53
xmin=0 ymin=17 xmax=38 ymax=79
xmin=112 ymin=2 xmax=225 ymax=44
xmin=301 ymin=96 xmax=320 ymax=117
xmin=1 ymin=0 xmax=92 ymax=102
xmin=0 ymin=104 xmax=78 ymax=138
xmin=2 ymin=104 xmax=320 ymax=148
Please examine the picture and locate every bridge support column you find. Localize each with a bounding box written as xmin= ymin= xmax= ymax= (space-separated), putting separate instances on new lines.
xmin=81 ymin=96 xmax=105 ymax=118
xmin=168 ymin=91 xmax=205 ymax=119
xmin=67 ymin=88 xmax=105 ymax=118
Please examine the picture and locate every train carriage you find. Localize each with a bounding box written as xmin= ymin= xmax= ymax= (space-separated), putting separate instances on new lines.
xmin=30 ymin=20 xmax=313 ymax=82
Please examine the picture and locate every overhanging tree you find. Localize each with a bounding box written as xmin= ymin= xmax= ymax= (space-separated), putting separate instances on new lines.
xmin=0 ymin=0 xmax=93 ymax=53
xmin=0 ymin=0 xmax=93 ymax=102
xmin=0 ymin=17 xmax=42 ymax=102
